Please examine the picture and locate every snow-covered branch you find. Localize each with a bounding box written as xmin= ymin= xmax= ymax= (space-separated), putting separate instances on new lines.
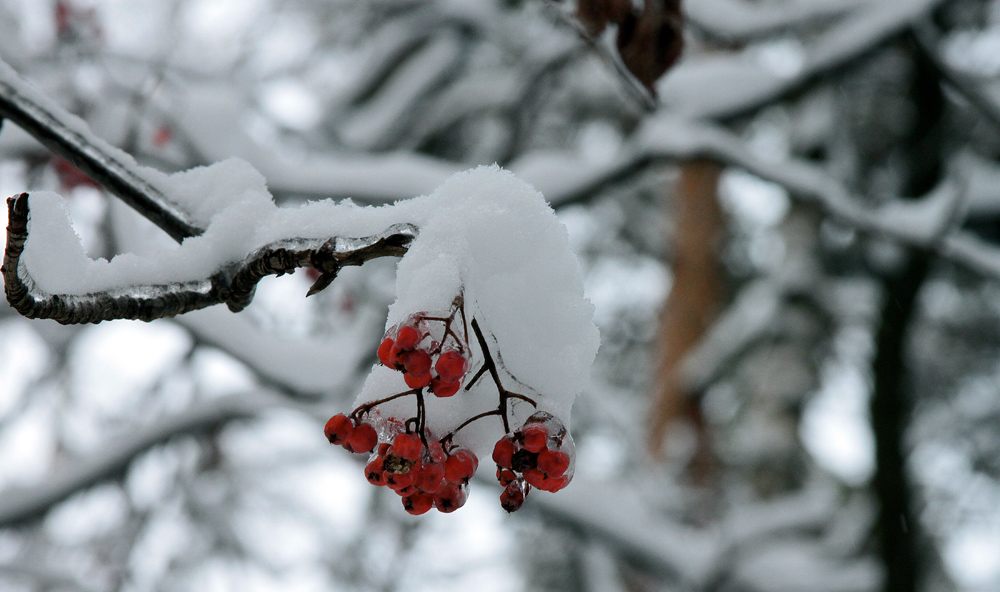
xmin=685 ymin=0 xmax=867 ymax=43
xmin=0 ymin=389 xmax=297 ymax=527
xmin=658 ymin=0 xmax=949 ymax=119
xmin=3 ymin=192 xmax=416 ymax=324
xmin=0 ymin=59 xmax=200 ymax=242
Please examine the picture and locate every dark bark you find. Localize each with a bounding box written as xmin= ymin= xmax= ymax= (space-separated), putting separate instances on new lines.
xmin=869 ymin=35 xmax=944 ymax=592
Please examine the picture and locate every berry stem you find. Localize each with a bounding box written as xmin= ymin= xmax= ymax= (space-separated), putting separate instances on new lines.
xmin=440 ymin=409 xmax=504 ymax=446
xmin=470 ymin=318 xmax=538 ymax=434
xmin=416 ymin=387 xmax=428 ymax=447
xmin=350 ymin=388 xmax=420 ymax=421
xmin=506 ymin=392 xmax=538 ymax=407
xmin=464 ymin=363 xmax=490 ymax=391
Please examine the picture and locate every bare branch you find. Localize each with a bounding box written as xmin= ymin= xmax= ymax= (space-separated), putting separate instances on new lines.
xmin=3 ymin=193 xmax=417 ymax=324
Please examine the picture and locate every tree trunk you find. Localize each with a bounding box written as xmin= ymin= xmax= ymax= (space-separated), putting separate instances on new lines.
xmin=648 ymin=159 xmax=724 ymax=467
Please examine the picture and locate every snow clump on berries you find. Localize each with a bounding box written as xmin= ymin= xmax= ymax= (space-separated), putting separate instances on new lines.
xmin=354 ymin=167 xmax=599 ymax=457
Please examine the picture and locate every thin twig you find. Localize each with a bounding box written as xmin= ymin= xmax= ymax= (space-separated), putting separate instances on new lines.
xmin=539 ymin=1 xmax=657 ymax=112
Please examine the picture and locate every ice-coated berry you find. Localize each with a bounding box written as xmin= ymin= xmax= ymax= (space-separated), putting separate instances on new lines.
xmin=403 ymin=492 xmax=434 ymax=515
xmin=377 ymin=337 xmax=396 ymax=367
xmin=411 ymin=460 xmax=445 ymax=493
xmin=435 ymin=350 xmax=468 ymax=383
xmin=324 ymin=414 xmax=353 ymax=445
xmin=365 ymin=457 xmax=386 ymax=486
xmin=400 ymin=350 xmax=432 ymax=377
xmin=445 ymin=449 xmax=478 ymax=485
xmin=395 ymin=325 xmax=420 ymax=351
xmin=390 ymin=433 xmax=423 ymax=462
xmin=386 ymin=472 xmax=414 ymax=495
xmin=347 ymin=423 xmax=378 ymax=453
xmin=500 ymin=481 xmax=527 ymax=513
xmin=520 ymin=423 xmax=548 ymax=453
xmin=523 ymin=468 xmax=570 ymax=492
xmin=522 ymin=468 xmax=547 ymax=489
xmin=492 ymin=436 xmax=515 ymax=469
xmin=496 ymin=468 xmax=517 ymax=486
xmin=537 ymin=449 xmax=570 ymax=477
xmin=434 ymin=485 xmax=469 ymax=513
xmin=430 ymin=378 xmax=461 ymax=398
xmin=404 ymin=372 xmax=432 ymax=389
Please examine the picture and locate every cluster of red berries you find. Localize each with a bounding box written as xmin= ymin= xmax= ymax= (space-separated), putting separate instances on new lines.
xmin=326 ymin=413 xmax=478 ymax=514
xmin=364 ymin=431 xmax=478 ymax=514
xmin=377 ymin=313 xmax=470 ymax=397
xmin=492 ymin=412 xmax=574 ymax=512
xmin=324 ymin=413 xmax=378 ymax=454
xmin=326 ymin=305 xmax=576 ymax=515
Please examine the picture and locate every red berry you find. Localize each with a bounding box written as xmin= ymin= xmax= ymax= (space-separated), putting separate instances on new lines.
xmin=386 ymin=472 xmax=413 ymax=494
xmin=404 ymin=372 xmax=431 ymax=389
xmin=395 ymin=325 xmax=420 ymax=351
xmin=347 ymin=423 xmax=378 ymax=454
xmin=400 ymin=350 xmax=432 ymax=377
xmin=402 ymin=492 xmax=434 ymax=515
xmin=324 ymin=414 xmax=353 ymax=445
xmin=430 ymin=379 xmax=461 ymax=397
xmin=500 ymin=481 xmax=527 ymax=513
xmin=522 ymin=468 xmax=547 ymax=490
xmin=496 ymin=468 xmax=517 ymax=486
xmin=390 ymin=433 xmax=423 ymax=462
xmin=365 ymin=457 xmax=386 ymax=486
xmin=520 ymin=423 xmax=548 ymax=453
xmin=537 ymin=449 xmax=570 ymax=477
xmin=445 ymin=449 xmax=478 ymax=484
xmin=545 ymin=474 xmax=571 ymax=492
xmin=378 ymin=442 xmax=391 ymax=457
xmin=434 ymin=485 xmax=469 ymax=513
xmin=523 ymin=469 xmax=569 ymax=492
xmin=377 ymin=337 xmax=396 ymax=367
xmin=411 ymin=460 xmax=445 ymax=493
xmin=435 ymin=350 xmax=468 ymax=383
xmin=492 ymin=436 xmax=515 ymax=469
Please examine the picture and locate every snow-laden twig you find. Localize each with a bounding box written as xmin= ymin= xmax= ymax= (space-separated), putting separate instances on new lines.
xmin=531 ymin=477 xmax=721 ymax=585
xmin=680 ymin=279 xmax=785 ymax=393
xmin=685 ymin=0 xmax=867 ymax=43
xmin=658 ymin=0 xmax=949 ymax=119
xmin=0 ymin=59 xmax=200 ymax=242
xmin=0 ymin=389 xmax=302 ymax=527
xmin=524 ymin=116 xmax=1000 ymax=282
xmin=175 ymin=307 xmax=377 ymax=399
xmin=2 ymin=193 xmax=416 ymax=324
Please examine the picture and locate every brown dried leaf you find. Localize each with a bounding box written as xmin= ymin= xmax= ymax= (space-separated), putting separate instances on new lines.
xmin=576 ymin=0 xmax=633 ymax=36
xmin=616 ymin=0 xmax=684 ymax=95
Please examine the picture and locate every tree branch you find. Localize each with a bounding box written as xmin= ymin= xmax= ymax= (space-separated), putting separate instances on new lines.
xmin=3 ymin=193 xmax=416 ymax=324
xmin=0 ymin=59 xmax=201 ymax=242
xmin=0 ymin=390 xmax=298 ymax=527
